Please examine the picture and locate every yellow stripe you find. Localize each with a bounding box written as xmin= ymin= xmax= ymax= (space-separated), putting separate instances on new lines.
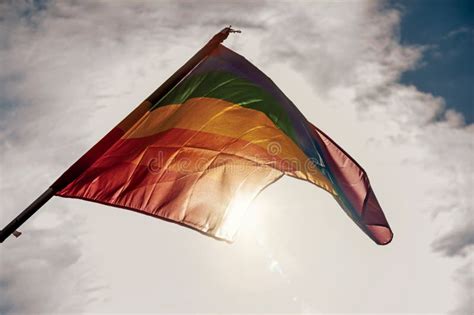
xmin=122 ymin=97 xmax=335 ymax=194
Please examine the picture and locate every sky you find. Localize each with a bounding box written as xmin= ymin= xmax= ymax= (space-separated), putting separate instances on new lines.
xmin=392 ymin=0 xmax=474 ymax=124
xmin=0 ymin=1 xmax=472 ymax=314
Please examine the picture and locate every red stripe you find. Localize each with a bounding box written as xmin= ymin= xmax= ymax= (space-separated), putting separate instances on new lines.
xmin=56 ymin=128 xmax=286 ymax=238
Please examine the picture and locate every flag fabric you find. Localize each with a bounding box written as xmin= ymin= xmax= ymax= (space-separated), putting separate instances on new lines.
xmin=53 ymin=44 xmax=393 ymax=245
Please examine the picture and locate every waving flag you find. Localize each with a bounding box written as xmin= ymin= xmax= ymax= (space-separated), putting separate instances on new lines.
xmin=0 ymin=28 xmax=392 ymax=245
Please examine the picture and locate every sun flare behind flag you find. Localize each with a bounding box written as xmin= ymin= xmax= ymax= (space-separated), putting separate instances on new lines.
xmin=51 ymin=35 xmax=392 ymax=245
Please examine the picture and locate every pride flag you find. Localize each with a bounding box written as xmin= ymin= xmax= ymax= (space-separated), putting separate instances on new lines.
xmin=52 ymin=31 xmax=392 ymax=245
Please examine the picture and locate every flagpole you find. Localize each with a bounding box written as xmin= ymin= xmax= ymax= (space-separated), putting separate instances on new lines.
xmin=0 ymin=26 xmax=239 ymax=244
xmin=0 ymin=188 xmax=55 ymax=242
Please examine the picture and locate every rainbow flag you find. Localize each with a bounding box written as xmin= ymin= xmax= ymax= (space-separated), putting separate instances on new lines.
xmin=52 ymin=34 xmax=392 ymax=245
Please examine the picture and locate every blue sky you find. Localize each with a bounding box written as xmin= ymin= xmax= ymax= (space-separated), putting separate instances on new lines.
xmin=393 ymin=0 xmax=473 ymax=123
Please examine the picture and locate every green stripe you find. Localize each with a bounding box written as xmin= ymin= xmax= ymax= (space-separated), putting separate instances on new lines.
xmin=152 ymin=71 xmax=297 ymax=142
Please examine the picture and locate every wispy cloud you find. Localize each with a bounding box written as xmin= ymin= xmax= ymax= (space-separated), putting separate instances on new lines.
xmin=433 ymin=222 xmax=474 ymax=258
xmin=445 ymin=26 xmax=474 ymax=39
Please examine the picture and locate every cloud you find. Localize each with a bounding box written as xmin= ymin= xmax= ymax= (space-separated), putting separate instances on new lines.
xmin=433 ymin=222 xmax=474 ymax=258
xmin=257 ymin=1 xmax=473 ymax=313
xmin=452 ymin=259 xmax=474 ymax=315
xmin=0 ymin=0 xmax=472 ymax=313
xmin=445 ymin=26 xmax=474 ymax=39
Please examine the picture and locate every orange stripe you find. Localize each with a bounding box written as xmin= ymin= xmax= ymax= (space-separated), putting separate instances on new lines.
xmin=120 ymin=97 xmax=333 ymax=192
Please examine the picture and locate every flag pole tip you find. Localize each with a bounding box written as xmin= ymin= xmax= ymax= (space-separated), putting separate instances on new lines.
xmin=227 ymin=25 xmax=242 ymax=33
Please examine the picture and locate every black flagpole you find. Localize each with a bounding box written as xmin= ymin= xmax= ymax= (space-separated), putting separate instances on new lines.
xmin=0 ymin=26 xmax=239 ymax=243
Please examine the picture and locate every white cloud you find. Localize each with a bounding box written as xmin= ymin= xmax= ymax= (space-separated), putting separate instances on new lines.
xmin=0 ymin=0 xmax=472 ymax=313
xmin=445 ymin=26 xmax=474 ymax=39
